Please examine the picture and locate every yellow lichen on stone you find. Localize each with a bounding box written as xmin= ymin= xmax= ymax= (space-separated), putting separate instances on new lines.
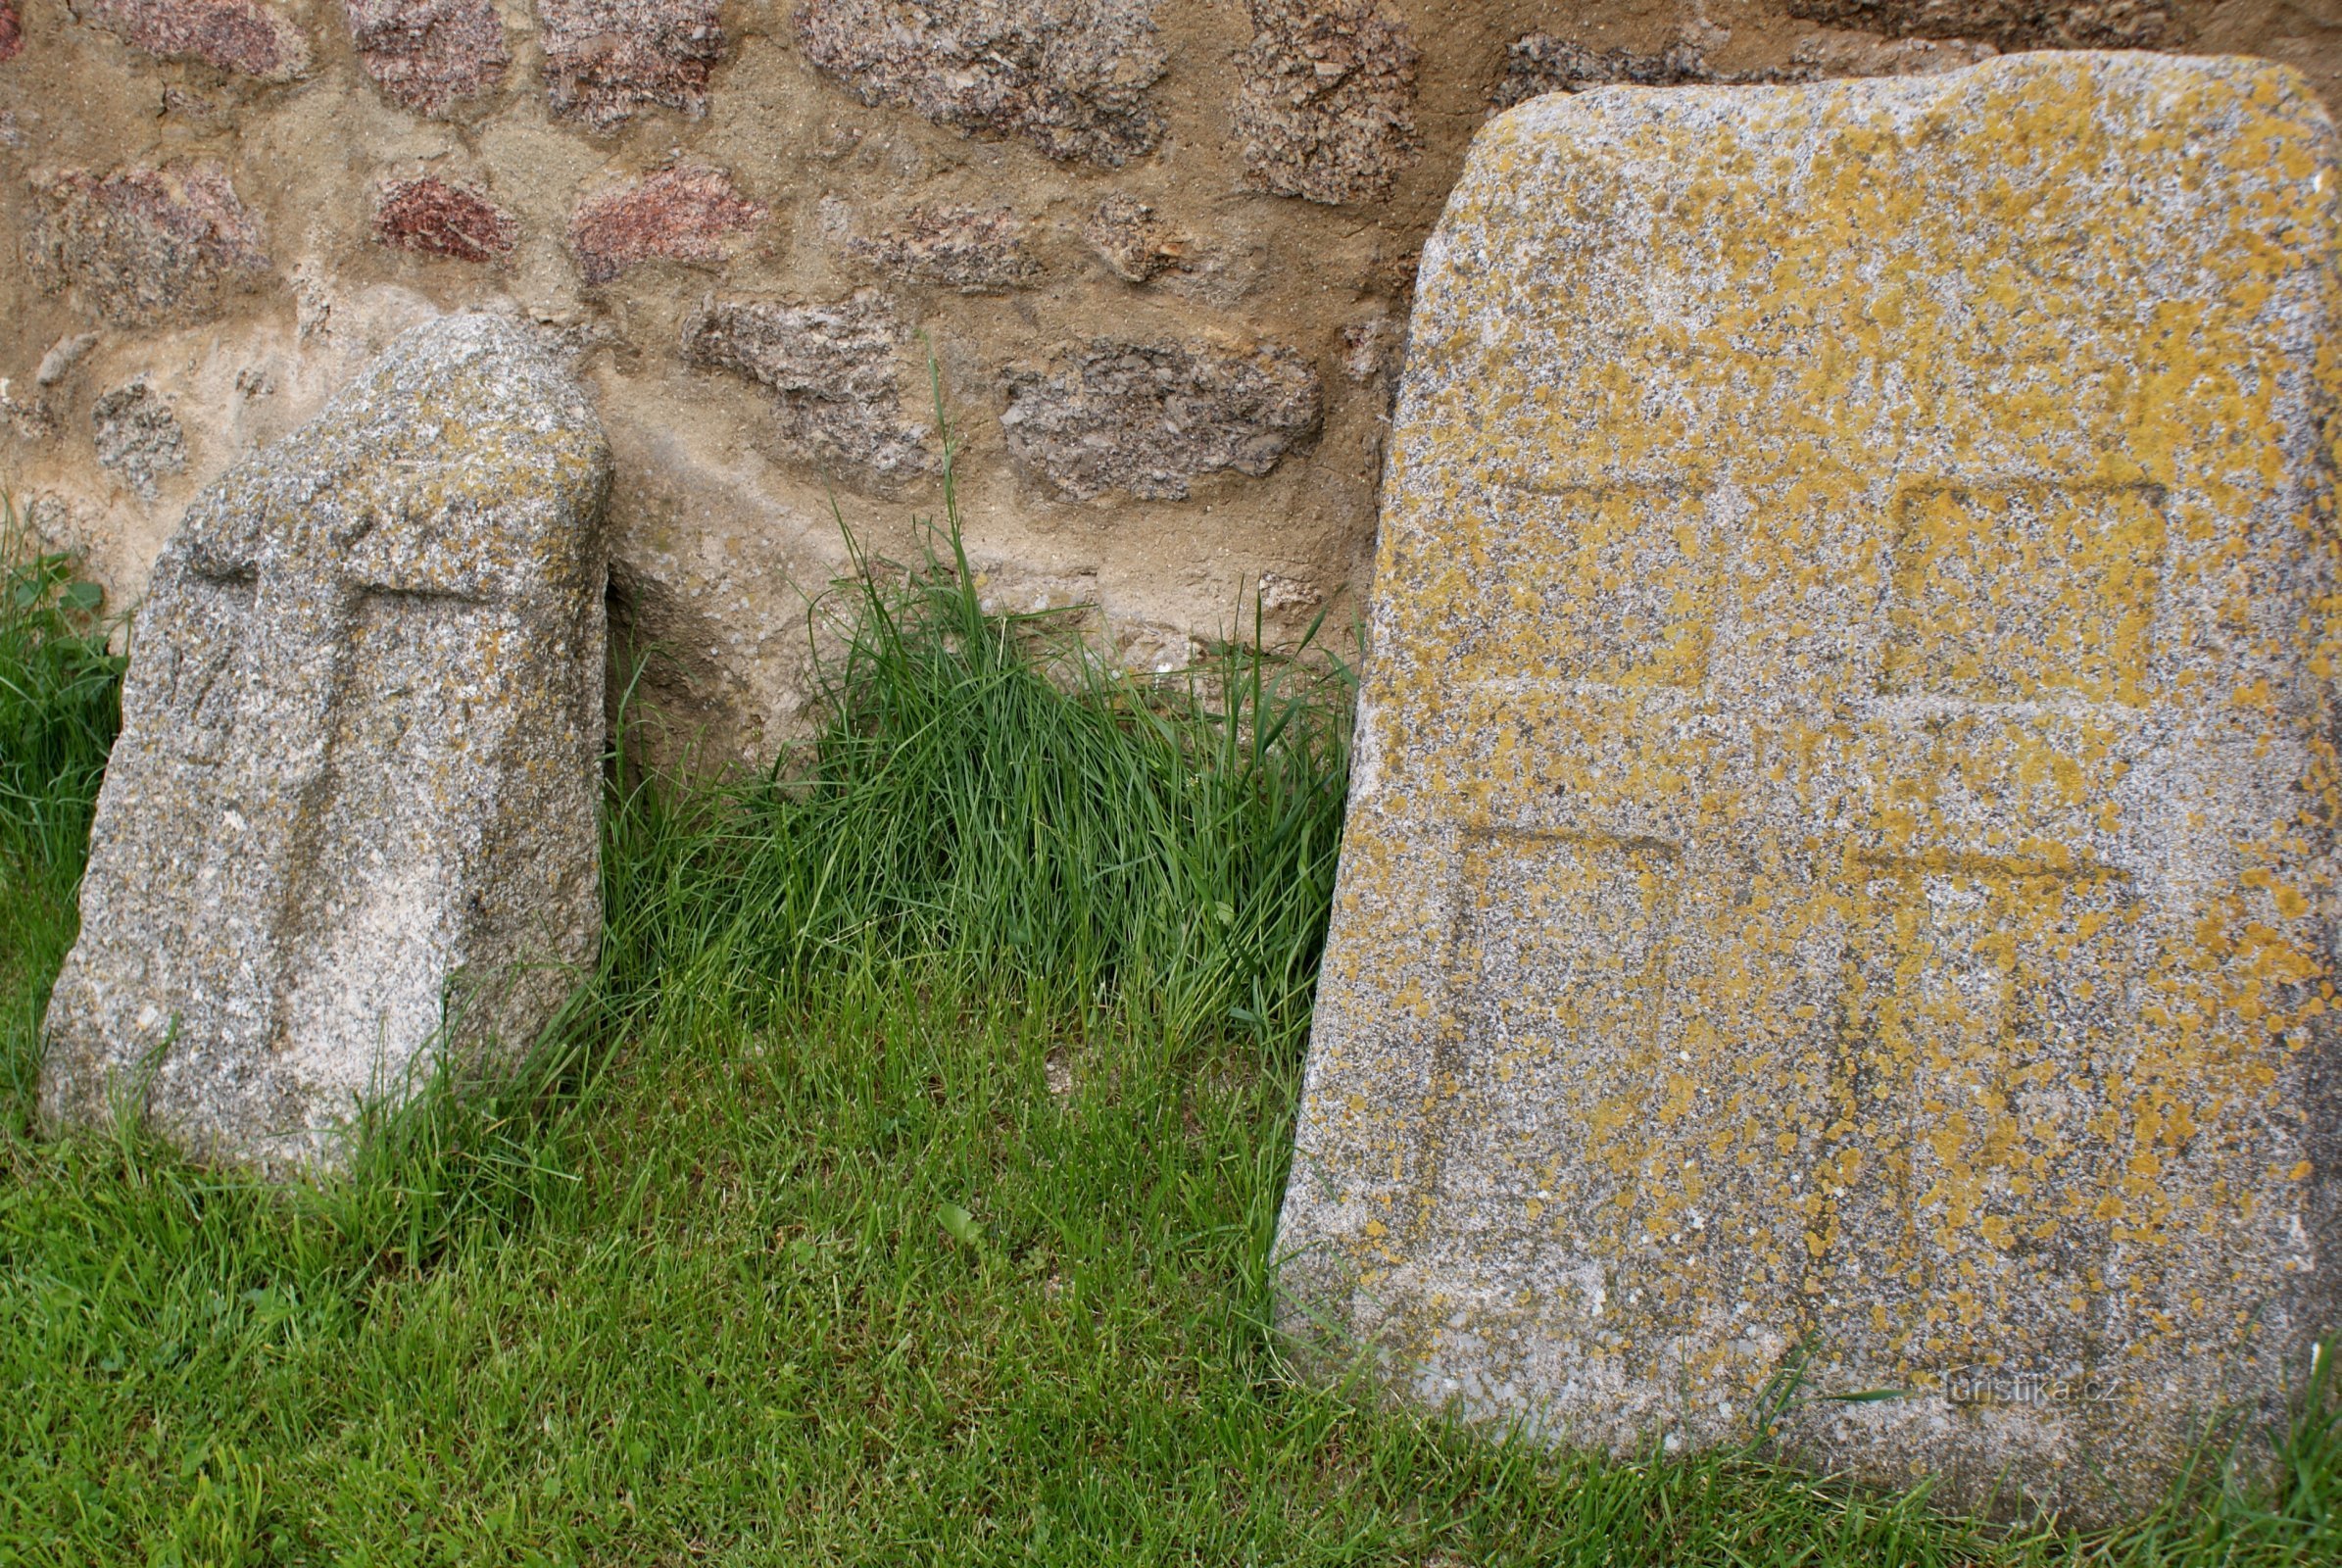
xmin=1276 ymin=52 xmax=2342 ymax=1524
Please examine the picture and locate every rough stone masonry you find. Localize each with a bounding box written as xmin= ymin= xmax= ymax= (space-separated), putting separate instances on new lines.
xmin=11 ymin=3 xmax=2335 ymax=765
xmin=1277 ymin=52 xmax=2342 ymax=1521
xmin=41 ymin=313 xmax=611 ymax=1172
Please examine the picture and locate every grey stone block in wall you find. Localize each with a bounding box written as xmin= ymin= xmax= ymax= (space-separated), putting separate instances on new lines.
xmin=683 ymin=291 xmax=933 ymax=490
xmin=1276 ymin=53 xmax=2342 ymax=1522
xmin=796 ymin=0 xmax=1167 ymax=169
xmin=1786 ymin=0 xmax=2175 ymax=51
xmin=41 ymin=313 xmax=612 ymax=1173
xmin=845 ymin=206 xmax=1039 ymax=294
xmin=1234 ymin=0 xmax=1421 ymax=205
xmin=90 ymin=380 xmax=185 ymax=500
xmin=1000 ymin=338 xmax=1323 ymax=501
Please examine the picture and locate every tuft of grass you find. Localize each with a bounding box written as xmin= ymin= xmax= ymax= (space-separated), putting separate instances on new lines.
xmin=0 ymin=463 xmax=2335 ymax=1563
xmin=634 ymin=510 xmax=1354 ymax=1056
xmin=0 ymin=501 xmax=120 ymax=864
xmin=0 ymin=498 xmax=124 ymax=1132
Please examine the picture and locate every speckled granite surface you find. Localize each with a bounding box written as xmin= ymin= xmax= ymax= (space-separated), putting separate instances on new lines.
xmin=42 ymin=313 xmax=610 ymax=1173
xmin=1278 ymin=51 xmax=2342 ymax=1520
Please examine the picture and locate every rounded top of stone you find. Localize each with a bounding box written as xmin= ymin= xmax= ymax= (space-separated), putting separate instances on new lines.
xmin=170 ymin=311 xmax=613 ymax=603
xmin=353 ymin=311 xmax=604 ymax=435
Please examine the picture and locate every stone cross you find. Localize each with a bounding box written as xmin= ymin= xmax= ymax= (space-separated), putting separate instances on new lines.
xmin=42 ymin=314 xmax=611 ymax=1172
xmin=1278 ymin=53 xmax=2342 ymax=1522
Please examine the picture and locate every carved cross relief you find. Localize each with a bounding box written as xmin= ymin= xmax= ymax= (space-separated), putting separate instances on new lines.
xmin=1417 ymin=473 xmax=2169 ymax=1354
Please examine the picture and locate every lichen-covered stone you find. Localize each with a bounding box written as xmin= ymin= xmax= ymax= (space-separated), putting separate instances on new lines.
xmin=796 ymin=0 xmax=1166 ymax=169
xmin=27 ymin=162 xmax=271 ymax=326
xmin=91 ymin=380 xmax=185 ymax=499
xmin=1279 ymin=54 xmax=2341 ymax=1522
xmin=41 ymin=315 xmax=610 ymax=1173
xmin=374 ymin=176 xmax=517 ymax=262
xmin=568 ymin=165 xmax=764 ymax=285
xmin=537 ymin=0 xmax=723 ymax=131
xmin=1083 ymin=193 xmax=1188 ymax=283
xmin=1234 ymin=0 xmax=1420 ymax=205
xmin=846 ymin=206 xmax=1037 ymax=293
xmin=73 ymin=0 xmax=311 ymax=79
xmin=1001 ymin=339 xmax=1322 ymax=501
xmin=343 ymin=0 xmax=509 ymax=117
xmin=684 ymin=291 xmax=931 ymax=489
xmin=1787 ymin=0 xmax=2175 ymax=50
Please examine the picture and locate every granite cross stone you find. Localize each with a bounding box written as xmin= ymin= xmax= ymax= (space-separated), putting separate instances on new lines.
xmin=1278 ymin=52 xmax=2342 ymax=1522
xmin=41 ymin=314 xmax=611 ymax=1172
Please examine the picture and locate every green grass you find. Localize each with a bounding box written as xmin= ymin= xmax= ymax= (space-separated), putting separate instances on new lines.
xmin=0 ymin=496 xmax=123 ymax=1129
xmin=0 ymin=477 xmax=2337 ymax=1565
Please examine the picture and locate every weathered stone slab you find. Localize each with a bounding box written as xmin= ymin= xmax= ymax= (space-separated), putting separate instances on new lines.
xmin=845 ymin=205 xmax=1037 ymax=294
xmin=537 ymin=0 xmax=723 ymax=130
xmin=1787 ymin=0 xmax=2175 ymax=51
xmin=91 ymin=379 xmax=185 ymax=499
xmin=41 ymin=314 xmax=610 ymax=1172
xmin=1083 ymin=194 xmax=1188 ymax=283
xmin=1278 ymin=53 xmax=2342 ymax=1521
xmin=1490 ymin=30 xmax=1998 ymax=112
xmin=567 ymin=164 xmax=764 ymax=285
xmin=73 ymin=0 xmax=313 ymax=80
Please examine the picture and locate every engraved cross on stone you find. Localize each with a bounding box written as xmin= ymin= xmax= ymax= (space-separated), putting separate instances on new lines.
xmin=138 ymin=493 xmax=514 ymax=1080
xmin=40 ymin=311 xmax=610 ymax=1174
xmin=167 ymin=497 xmax=501 ymax=762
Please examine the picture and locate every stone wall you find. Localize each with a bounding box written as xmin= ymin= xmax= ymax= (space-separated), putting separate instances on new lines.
xmin=3 ymin=0 xmax=2334 ymax=759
